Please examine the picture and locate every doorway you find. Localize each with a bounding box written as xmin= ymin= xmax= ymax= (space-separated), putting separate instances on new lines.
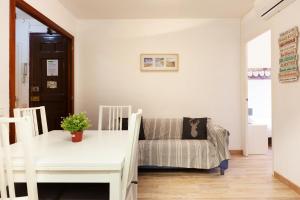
xmin=10 ymin=0 xmax=74 ymax=142
xmin=29 ymin=33 xmax=69 ymax=130
xmin=245 ymin=30 xmax=272 ymax=155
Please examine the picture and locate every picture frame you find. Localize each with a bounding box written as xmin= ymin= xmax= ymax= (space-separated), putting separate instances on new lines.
xmin=140 ymin=54 xmax=179 ymax=71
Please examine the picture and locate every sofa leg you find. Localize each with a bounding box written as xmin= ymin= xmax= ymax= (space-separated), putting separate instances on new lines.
xmin=220 ymin=168 xmax=225 ymax=175
xmin=219 ymin=160 xmax=228 ymax=175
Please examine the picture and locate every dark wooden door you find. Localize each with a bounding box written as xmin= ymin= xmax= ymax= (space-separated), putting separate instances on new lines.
xmin=29 ymin=33 xmax=69 ymax=131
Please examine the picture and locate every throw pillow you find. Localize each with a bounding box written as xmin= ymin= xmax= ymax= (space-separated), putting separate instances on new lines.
xmin=121 ymin=117 xmax=145 ymax=140
xmin=182 ymin=117 xmax=207 ymax=140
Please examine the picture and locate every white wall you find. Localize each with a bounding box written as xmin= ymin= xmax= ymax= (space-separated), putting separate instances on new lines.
xmin=0 ymin=0 xmax=10 ymax=116
xmin=76 ymin=19 xmax=242 ymax=150
xmin=247 ymin=30 xmax=271 ymax=68
xmin=0 ymin=1 xmax=243 ymax=149
xmin=16 ymin=17 xmax=47 ymax=107
xmin=23 ymin=0 xmax=77 ymax=34
xmin=0 ymin=0 xmax=77 ymax=117
xmin=242 ymin=1 xmax=300 ymax=186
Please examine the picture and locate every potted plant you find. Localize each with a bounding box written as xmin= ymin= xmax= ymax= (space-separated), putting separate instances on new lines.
xmin=61 ymin=112 xmax=91 ymax=142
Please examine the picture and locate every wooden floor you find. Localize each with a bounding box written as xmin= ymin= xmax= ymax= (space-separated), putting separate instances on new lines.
xmin=138 ymin=150 xmax=300 ymax=200
xmin=15 ymin=150 xmax=300 ymax=199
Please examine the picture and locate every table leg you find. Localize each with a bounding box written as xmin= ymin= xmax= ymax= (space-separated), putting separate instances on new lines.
xmin=110 ymin=173 xmax=122 ymax=200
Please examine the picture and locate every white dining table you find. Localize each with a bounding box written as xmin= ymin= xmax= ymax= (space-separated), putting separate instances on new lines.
xmin=10 ymin=130 xmax=129 ymax=200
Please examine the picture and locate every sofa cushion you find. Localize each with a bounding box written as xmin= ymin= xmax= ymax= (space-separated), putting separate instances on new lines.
xmin=143 ymin=118 xmax=182 ymax=140
xmin=182 ymin=117 xmax=207 ymax=140
xmin=138 ymin=139 xmax=219 ymax=169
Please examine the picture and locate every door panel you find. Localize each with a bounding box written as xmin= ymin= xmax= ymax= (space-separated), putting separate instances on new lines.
xmin=30 ymin=33 xmax=68 ymax=131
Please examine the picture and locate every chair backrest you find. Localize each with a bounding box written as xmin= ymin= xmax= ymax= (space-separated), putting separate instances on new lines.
xmin=0 ymin=117 xmax=38 ymax=200
xmin=14 ymin=106 xmax=48 ymax=139
xmin=98 ymin=105 xmax=132 ymax=131
xmin=121 ymin=109 xmax=142 ymax=200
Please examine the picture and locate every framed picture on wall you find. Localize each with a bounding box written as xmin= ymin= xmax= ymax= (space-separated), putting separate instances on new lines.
xmin=140 ymin=54 xmax=179 ymax=71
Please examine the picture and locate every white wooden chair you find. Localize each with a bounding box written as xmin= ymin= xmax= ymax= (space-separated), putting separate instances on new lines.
xmin=14 ymin=106 xmax=48 ymax=139
xmin=122 ymin=109 xmax=142 ymax=200
xmin=98 ymin=105 xmax=132 ymax=131
xmin=0 ymin=117 xmax=38 ymax=200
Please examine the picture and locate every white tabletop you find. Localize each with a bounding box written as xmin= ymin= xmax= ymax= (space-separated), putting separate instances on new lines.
xmin=11 ymin=130 xmax=129 ymax=171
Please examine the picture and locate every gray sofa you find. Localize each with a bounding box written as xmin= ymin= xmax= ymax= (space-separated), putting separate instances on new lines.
xmin=138 ymin=118 xmax=230 ymax=175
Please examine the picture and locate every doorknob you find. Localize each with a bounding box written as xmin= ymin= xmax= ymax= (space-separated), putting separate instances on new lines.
xmin=31 ymin=86 xmax=40 ymax=92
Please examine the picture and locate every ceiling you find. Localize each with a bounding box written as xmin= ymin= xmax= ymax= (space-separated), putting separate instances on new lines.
xmin=58 ymin=0 xmax=255 ymax=19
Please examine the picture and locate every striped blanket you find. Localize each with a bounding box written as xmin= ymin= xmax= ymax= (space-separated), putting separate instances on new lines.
xmin=138 ymin=118 xmax=230 ymax=169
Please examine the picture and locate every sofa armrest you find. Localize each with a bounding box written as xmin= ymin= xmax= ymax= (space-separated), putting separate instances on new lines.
xmin=207 ymin=122 xmax=230 ymax=160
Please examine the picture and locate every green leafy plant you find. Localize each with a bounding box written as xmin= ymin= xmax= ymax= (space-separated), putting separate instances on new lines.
xmin=61 ymin=112 xmax=91 ymax=132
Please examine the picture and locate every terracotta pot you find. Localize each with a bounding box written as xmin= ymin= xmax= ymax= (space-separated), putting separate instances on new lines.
xmin=71 ymin=131 xmax=83 ymax=142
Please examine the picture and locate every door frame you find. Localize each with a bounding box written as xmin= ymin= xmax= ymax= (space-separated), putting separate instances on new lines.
xmin=242 ymin=41 xmax=250 ymax=156
xmin=9 ymin=0 xmax=74 ymax=142
xmin=243 ymin=30 xmax=272 ymax=157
